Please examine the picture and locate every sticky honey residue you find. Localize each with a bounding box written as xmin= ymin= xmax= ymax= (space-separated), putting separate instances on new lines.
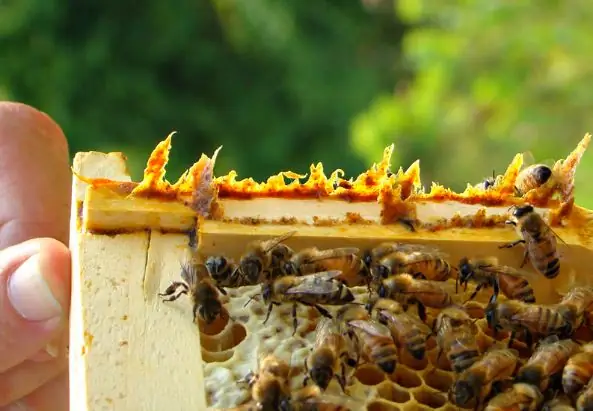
xmin=73 ymin=133 xmax=592 ymax=222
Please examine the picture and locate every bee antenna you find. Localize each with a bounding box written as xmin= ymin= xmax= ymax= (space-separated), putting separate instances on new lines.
xmin=243 ymin=293 xmax=261 ymax=308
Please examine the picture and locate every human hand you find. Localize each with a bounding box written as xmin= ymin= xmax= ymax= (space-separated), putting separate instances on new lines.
xmin=0 ymin=102 xmax=71 ymax=410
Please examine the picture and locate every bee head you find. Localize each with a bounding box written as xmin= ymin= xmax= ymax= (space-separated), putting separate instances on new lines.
xmin=452 ymin=376 xmax=479 ymax=406
xmin=261 ymin=283 xmax=272 ymax=303
xmin=483 ymin=177 xmax=495 ymax=190
xmin=377 ymin=283 xmax=388 ymax=299
xmin=458 ymin=257 xmax=473 ymax=284
xmin=514 ymin=366 xmax=542 ymax=388
xmin=241 ymin=258 xmax=263 ymax=283
xmin=199 ymin=304 xmax=221 ymax=324
xmin=310 ymin=364 xmax=333 ymax=391
xmin=205 ymin=255 xmax=226 ymax=275
xmin=512 ymin=205 xmax=534 ymax=218
xmin=375 ymin=264 xmax=390 ymax=279
xmin=278 ymin=397 xmax=293 ymax=411
xmin=362 ymin=250 xmax=373 ymax=268
xmin=534 ymin=165 xmax=553 ymax=185
xmin=282 ymin=261 xmax=298 ymax=275
xmin=378 ymin=359 xmax=396 ymax=374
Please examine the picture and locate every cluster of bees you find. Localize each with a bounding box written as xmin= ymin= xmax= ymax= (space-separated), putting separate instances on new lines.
xmin=158 ymin=162 xmax=593 ymax=410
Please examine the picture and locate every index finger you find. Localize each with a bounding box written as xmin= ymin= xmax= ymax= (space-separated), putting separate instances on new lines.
xmin=0 ymin=102 xmax=71 ymax=248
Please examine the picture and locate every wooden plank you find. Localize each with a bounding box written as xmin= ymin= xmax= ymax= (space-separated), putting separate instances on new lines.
xmin=69 ymin=152 xmax=207 ymax=411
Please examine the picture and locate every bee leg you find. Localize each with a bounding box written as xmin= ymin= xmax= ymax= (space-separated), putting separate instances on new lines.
xmin=519 ymin=249 xmax=530 ymax=268
xmin=216 ymin=285 xmax=228 ymax=296
xmin=263 ymin=302 xmax=275 ymax=325
xmin=465 ymin=283 xmax=484 ymax=303
xmin=524 ymin=329 xmax=533 ymax=348
xmin=412 ymin=272 xmax=427 ymax=280
xmin=291 ymin=303 xmax=298 ymax=336
xmin=158 ymin=282 xmax=188 ymax=301
xmin=337 ymin=363 xmax=347 ymax=393
xmin=435 ymin=347 xmax=443 ymax=364
xmin=416 ymin=302 xmax=427 ymax=322
xmin=310 ymin=304 xmax=332 ymax=320
xmin=507 ymin=330 xmax=517 ymax=348
xmin=302 ymin=359 xmax=309 ymax=387
xmin=498 ymin=239 xmax=525 ymax=249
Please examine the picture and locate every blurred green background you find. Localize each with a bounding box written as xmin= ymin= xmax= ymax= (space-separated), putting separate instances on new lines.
xmin=3 ymin=1 xmax=593 ymax=207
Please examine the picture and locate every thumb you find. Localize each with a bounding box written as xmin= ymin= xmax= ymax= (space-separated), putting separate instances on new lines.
xmin=0 ymin=238 xmax=71 ymax=372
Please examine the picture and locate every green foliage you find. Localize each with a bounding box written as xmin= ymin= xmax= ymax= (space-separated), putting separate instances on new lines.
xmin=2 ymin=1 xmax=592 ymax=208
xmin=353 ymin=1 xmax=593 ymax=206
xmin=0 ymin=0 xmax=405 ymax=182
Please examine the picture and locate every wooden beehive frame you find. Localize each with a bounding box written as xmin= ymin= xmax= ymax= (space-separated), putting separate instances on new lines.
xmin=69 ymin=134 xmax=593 ymax=411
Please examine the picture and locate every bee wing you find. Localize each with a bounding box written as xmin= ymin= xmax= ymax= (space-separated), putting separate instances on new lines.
xmin=260 ymin=230 xmax=298 ymax=253
xmin=469 ymin=255 xmax=499 ymax=266
xmin=510 ymin=305 xmax=550 ymax=326
xmin=405 ymin=277 xmax=459 ymax=296
xmin=179 ymin=261 xmax=209 ymax=285
xmin=314 ymin=317 xmax=338 ymax=343
xmin=347 ymin=319 xmax=392 ymax=338
xmin=405 ymin=250 xmax=450 ymax=262
xmin=284 ymin=270 xmax=344 ymax=296
xmin=393 ymin=243 xmax=447 ymax=255
xmin=477 ymin=261 xmax=540 ymax=282
xmin=520 ymin=150 xmax=537 ymax=170
xmin=306 ymin=247 xmax=360 ymax=263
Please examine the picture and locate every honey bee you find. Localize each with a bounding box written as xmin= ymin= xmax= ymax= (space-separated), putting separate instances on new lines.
xmin=576 ymin=378 xmax=593 ymax=411
xmin=450 ymin=347 xmax=520 ymax=408
xmin=543 ymin=395 xmax=577 ymax=411
xmin=362 ymin=242 xmax=440 ymax=272
xmin=499 ymin=204 xmax=563 ymax=279
xmin=434 ymin=305 xmax=482 ymax=373
xmin=377 ymin=273 xmax=455 ymax=322
xmin=238 ymin=231 xmax=297 ymax=284
xmin=371 ymin=246 xmax=454 ymax=283
xmin=365 ymin=298 xmax=431 ymax=360
xmin=346 ymin=319 xmax=399 ymax=374
xmin=259 ymin=270 xmax=355 ymax=336
xmin=304 ymin=317 xmax=357 ymax=392
xmin=485 ymin=298 xmax=577 ymax=347
xmin=205 ymin=255 xmax=243 ymax=289
xmin=563 ymin=350 xmax=593 ymax=396
xmin=515 ymin=161 xmax=554 ymax=197
xmin=245 ymin=353 xmax=292 ymax=411
xmin=559 ymin=286 xmax=593 ymax=329
xmin=477 ymin=169 xmax=497 ymax=191
xmin=159 ymin=261 xmax=225 ymax=324
xmin=283 ymin=247 xmax=368 ymax=287
xmin=515 ymin=335 xmax=581 ymax=392
xmin=484 ymin=383 xmax=544 ymax=411
xmin=458 ymin=256 xmax=537 ymax=303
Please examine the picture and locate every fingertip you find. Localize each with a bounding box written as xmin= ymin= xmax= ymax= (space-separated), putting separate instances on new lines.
xmin=0 ymin=102 xmax=69 ymax=155
xmin=36 ymin=238 xmax=71 ymax=314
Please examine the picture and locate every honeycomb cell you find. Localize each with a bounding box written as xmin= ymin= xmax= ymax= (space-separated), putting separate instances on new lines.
xmin=200 ymin=323 xmax=247 ymax=352
xmin=389 ymin=365 xmax=422 ymax=388
xmin=463 ymin=302 xmax=485 ymax=319
xmin=201 ymin=348 xmax=233 ymax=363
xmin=198 ymin=309 xmax=230 ymax=335
xmin=355 ymin=365 xmax=386 ymax=386
xmin=367 ymin=400 xmax=401 ymax=411
xmin=423 ymin=368 xmax=453 ymax=393
xmin=414 ymin=389 xmax=447 ymax=408
xmin=375 ymin=381 xmax=410 ymax=403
